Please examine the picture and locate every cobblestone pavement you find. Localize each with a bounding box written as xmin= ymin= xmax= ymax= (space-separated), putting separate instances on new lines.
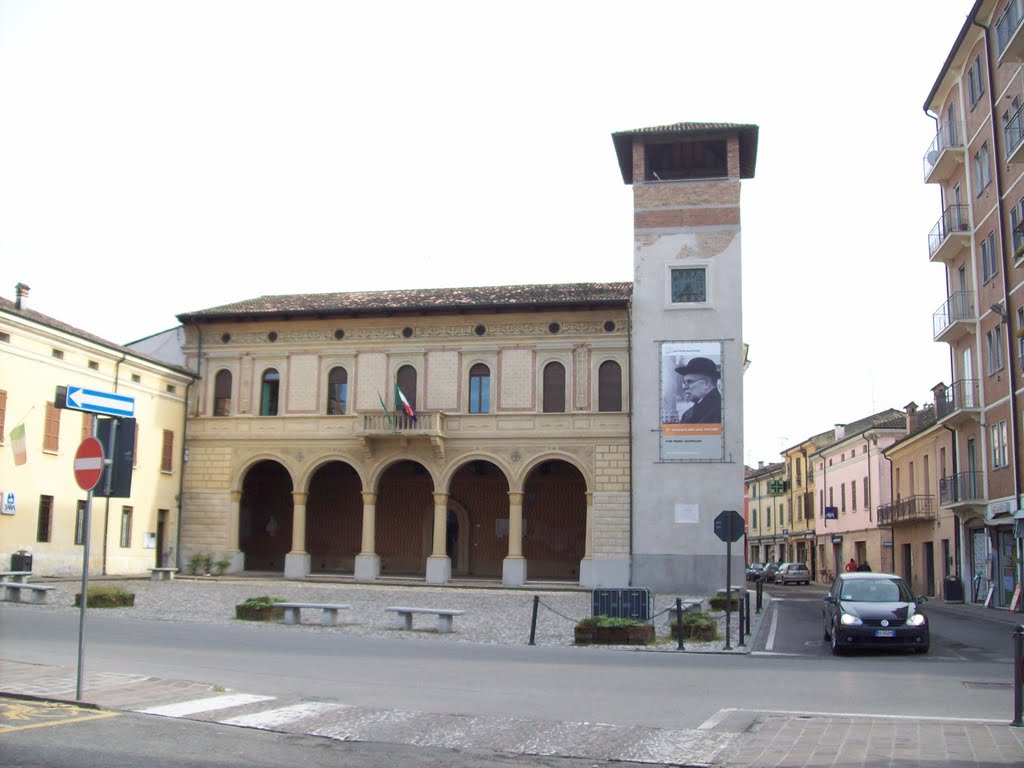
xmin=4 ymin=576 xmax=1024 ymax=766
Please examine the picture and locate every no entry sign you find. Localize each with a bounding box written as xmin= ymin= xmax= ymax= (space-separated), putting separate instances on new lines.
xmin=74 ymin=437 xmax=105 ymax=491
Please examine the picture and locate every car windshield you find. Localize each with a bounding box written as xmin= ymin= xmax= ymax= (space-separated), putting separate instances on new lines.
xmin=840 ymin=578 xmax=911 ymax=602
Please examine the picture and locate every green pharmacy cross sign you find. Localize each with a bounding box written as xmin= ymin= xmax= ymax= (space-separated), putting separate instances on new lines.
xmin=769 ymin=480 xmax=785 ymax=494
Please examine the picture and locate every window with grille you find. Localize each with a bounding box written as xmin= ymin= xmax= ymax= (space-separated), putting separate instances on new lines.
xmin=120 ymin=507 xmax=133 ymax=548
xmin=37 ymin=496 xmax=53 ymax=542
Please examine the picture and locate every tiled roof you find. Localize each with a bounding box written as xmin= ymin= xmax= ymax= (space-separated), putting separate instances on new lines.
xmin=0 ymin=297 xmax=194 ymax=376
xmin=178 ymin=282 xmax=633 ymax=323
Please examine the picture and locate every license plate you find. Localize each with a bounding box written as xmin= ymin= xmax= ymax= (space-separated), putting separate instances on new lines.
xmin=874 ymin=629 xmax=895 ymax=638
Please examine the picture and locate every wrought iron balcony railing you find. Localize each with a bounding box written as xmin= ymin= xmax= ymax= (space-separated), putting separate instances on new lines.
xmin=935 ymin=379 xmax=980 ymax=421
xmin=877 ymin=495 xmax=935 ymax=526
xmin=939 ymin=471 xmax=985 ymax=506
xmin=923 ymin=122 xmax=963 ymax=180
xmin=928 ymin=205 xmax=971 ymax=258
xmin=997 ymin=0 xmax=1024 ymax=59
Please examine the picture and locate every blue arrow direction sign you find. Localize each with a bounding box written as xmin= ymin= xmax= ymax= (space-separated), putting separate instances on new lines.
xmin=65 ymin=386 xmax=135 ymax=418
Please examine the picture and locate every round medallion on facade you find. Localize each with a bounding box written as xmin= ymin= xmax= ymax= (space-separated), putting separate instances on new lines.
xmin=334 ymin=329 xmax=345 ymax=340
xmin=548 ymin=322 xmax=560 ymax=334
xmin=402 ymin=327 xmax=413 ymax=338
xmin=268 ymin=331 xmax=278 ymax=342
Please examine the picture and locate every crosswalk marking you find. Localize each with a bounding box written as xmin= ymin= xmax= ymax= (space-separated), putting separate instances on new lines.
xmin=137 ymin=693 xmax=275 ymax=717
xmin=222 ymin=701 xmax=348 ymax=728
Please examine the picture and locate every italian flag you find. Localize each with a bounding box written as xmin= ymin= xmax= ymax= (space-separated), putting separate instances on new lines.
xmin=395 ymin=385 xmax=417 ymax=421
xmin=10 ymin=423 xmax=26 ymax=466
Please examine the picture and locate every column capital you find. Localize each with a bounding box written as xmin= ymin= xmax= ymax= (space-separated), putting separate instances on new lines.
xmin=508 ymin=491 xmax=525 ymax=505
xmin=231 ymin=491 xmax=242 ymax=503
xmin=292 ymin=492 xmax=307 ymax=506
xmin=361 ymin=491 xmax=377 ymax=505
xmin=432 ymin=492 xmax=449 ymax=506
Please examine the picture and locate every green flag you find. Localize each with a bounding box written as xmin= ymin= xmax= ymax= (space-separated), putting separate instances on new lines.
xmin=378 ymin=392 xmax=395 ymax=429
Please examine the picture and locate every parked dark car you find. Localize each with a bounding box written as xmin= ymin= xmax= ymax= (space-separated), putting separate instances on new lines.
xmin=745 ymin=563 xmax=766 ymax=582
xmin=763 ymin=562 xmax=783 ymax=583
xmin=822 ymin=572 xmax=929 ymax=655
xmin=779 ymin=562 xmax=811 ymax=585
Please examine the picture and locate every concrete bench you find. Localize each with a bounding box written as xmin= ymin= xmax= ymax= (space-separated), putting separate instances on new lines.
xmin=275 ymin=602 xmax=351 ymax=626
xmin=0 ymin=571 xmax=32 ymax=584
xmin=149 ymin=567 xmax=179 ymax=582
xmin=385 ymin=606 xmax=465 ymax=634
xmin=3 ymin=583 xmax=53 ymax=604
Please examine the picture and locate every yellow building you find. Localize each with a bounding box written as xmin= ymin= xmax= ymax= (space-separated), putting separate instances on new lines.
xmin=745 ymin=461 xmax=785 ymax=564
xmin=0 ymin=290 xmax=193 ymax=576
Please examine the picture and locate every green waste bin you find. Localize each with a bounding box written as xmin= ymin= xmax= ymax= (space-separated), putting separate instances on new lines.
xmin=10 ymin=550 xmax=32 ymax=572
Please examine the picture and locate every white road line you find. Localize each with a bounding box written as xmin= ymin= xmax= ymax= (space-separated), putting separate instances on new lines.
xmin=137 ymin=693 xmax=275 ymax=717
xmin=222 ymin=701 xmax=348 ymax=729
xmin=697 ymin=708 xmax=735 ymax=731
xmin=764 ymin=601 xmax=779 ymax=651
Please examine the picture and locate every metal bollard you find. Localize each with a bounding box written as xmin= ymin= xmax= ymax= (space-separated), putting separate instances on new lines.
xmin=529 ymin=595 xmax=539 ymax=646
xmin=738 ymin=592 xmax=746 ymax=648
xmin=675 ymin=597 xmax=685 ymax=651
xmin=1013 ymin=624 xmax=1023 ymax=727
xmin=756 ymin=577 xmax=763 ymax=614
xmin=745 ymin=591 xmax=752 ymax=636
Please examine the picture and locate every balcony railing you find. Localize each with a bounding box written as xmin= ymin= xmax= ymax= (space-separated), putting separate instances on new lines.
xmin=923 ymin=122 xmax=964 ymax=182
xmin=997 ymin=0 xmax=1024 ymax=62
xmin=933 ymin=290 xmax=976 ymax=341
xmin=1006 ymin=103 xmax=1024 ymax=163
xmin=877 ymin=495 xmax=935 ymax=526
xmin=928 ymin=205 xmax=971 ymax=261
xmin=359 ymin=410 xmax=445 ymax=435
xmin=939 ymin=471 xmax=985 ymax=506
xmin=935 ymin=379 xmax=980 ymax=423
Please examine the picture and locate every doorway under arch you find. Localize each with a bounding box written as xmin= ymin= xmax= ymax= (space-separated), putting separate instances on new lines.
xmin=239 ymin=460 xmax=293 ymax=571
xmin=306 ymin=461 xmax=363 ymax=573
xmin=376 ymin=460 xmax=434 ymax=576
xmin=522 ymin=460 xmax=586 ymax=580
xmin=448 ymin=460 xmax=509 ymax=577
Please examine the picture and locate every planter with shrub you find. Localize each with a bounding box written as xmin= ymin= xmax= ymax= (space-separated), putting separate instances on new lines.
xmin=668 ymin=610 xmax=719 ymax=641
xmin=235 ymin=596 xmax=285 ymax=622
xmin=74 ymin=585 xmax=135 ymax=608
xmin=574 ymin=616 xmax=655 ymax=645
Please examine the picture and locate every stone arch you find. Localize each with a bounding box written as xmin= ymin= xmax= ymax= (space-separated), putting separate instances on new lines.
xmin=515 ymin=451 xmax=593 ymax=494
xmin=304 ymin=459 xmax=364 ymax=574
xmin=521 ymin=458 xmax=587 ymax=581
xmin=238 ymin=459 xmax=294 ymax=571
xmin=446 ymin=458 xmax=511 ymax=578
xmin=374 ymin=458 xmax=436 ymax=576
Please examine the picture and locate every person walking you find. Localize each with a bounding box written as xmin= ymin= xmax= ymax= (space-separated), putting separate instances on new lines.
xmin=856 ymin=561 xmax=872 ymax=572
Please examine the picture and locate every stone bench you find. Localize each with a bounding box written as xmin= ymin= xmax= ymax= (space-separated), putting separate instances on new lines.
xmin=0 ymin=571 xmax=32 ymax=585
xmin=385 ymin=606 xmax=465 ymax=634
xmin=3 ymin=583 xmax=53 ymax=604
xmin=275 ymin=602 xmax=351 ymax=626
xmin=149 ymin=567 xmax=179 ymax=582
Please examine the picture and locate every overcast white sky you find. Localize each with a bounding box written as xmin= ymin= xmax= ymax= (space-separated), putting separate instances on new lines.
xmin=0 ymin=1 xmax=972 ymax=465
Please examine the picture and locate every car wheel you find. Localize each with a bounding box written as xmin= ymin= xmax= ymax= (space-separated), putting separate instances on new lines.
xmin=830 ymin=623 xmax=844 ymax=656
xmin=914 ymin=645 xmax=929 ymax=655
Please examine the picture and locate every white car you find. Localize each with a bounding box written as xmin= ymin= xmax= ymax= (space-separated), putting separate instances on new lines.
xmin=779 ymin=562 xmax=811 ymax=585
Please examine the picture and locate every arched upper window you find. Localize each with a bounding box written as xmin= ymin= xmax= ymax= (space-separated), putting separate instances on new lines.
xmin=213 ymin=369 xmax=232 ymax=416
xmin=598 ymin=360 xmax=622 ymax=412
xmin=396 ymin=365 xmax=417 ymax=412
xmin=469 ymin=363 xmax=490 ymax=413
xmin=260 ymin=369 xmax=280 ymax=416
xmin=542 ymin=361 xmax=565 ymax=413
xmin=327 ymin=367 xmax=347 ymax=415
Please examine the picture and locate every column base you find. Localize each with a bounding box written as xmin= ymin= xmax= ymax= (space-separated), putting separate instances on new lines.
xmin=579 ymin=557 xmax=630 ymax=588
xmin=227 ymin=550 xmax=245 ymax=574
xmin=354 ymin=554 xmax=380 ymax=582
xmin=425 ymin=556 xmax=451 ymax=584
xmin=502 ymin=556 xmax=527 ymax=586
xmin=284 ymin=552 xmax=310 ymax=579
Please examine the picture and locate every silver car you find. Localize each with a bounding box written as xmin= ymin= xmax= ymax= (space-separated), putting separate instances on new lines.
xmin=779 ymin=562 xmax=811 ymax=585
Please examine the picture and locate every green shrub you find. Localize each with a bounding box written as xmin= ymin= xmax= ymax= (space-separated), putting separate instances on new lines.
xmin=577 ymin=615 xmax=646 ymax=629
xmin=188 ymin=552 xmax=213 ymax=575
xmin=669 ymin=610 xmax=719 ymax=640
xmin=239 ymin=596 xmax=284 ymax=609
xmin=213 ymin=556 xmax=231 ymax=576
xmin=74 ymin=585 xmax=135 ymax=608
xmin=235 ymin=596 xmax=285 ymax=621
xmin=708 ymin=594 xmax=741 ymax=611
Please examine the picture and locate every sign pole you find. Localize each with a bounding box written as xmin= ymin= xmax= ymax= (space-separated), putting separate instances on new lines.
xmin=725 ymin=513 xmax=732 ymax=651
xmin=76 ymin=489 xmax=92 ymax=700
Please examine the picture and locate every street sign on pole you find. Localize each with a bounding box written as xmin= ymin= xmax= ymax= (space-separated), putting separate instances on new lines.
xmin=714 ymin=510 xmax=745 ymax=543
xmin=62 ymin=386 xmax=135 ymax=418
xmin=73 ymin=438 xmax=105 ymax=491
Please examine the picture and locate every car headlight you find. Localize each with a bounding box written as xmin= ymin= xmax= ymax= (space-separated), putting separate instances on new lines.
xmin=905 ymin=614 xmax=926 ymax=627
xmin=840 ymin=613 xmax=863 ymax=626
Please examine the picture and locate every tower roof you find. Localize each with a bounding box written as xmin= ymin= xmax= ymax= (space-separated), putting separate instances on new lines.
xmin=611 ymin=122 xmax=759 ymax=183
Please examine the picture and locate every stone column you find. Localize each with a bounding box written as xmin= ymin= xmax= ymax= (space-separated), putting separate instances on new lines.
xmin=426 ymin=492 xmax=451 ymax=584
xmin=227 ymin=490 xmax=244 ymax=573
xmin=502 ymin=490 xmax=526 ymax=585
xmin=354 ymin=491 xmax=380 ymax=581
xmin=284 ymin=491 xmax=310 ymax=579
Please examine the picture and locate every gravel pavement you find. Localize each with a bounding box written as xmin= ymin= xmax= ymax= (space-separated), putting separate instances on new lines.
xmin=18 ymin=576 xmax=755 ymax=652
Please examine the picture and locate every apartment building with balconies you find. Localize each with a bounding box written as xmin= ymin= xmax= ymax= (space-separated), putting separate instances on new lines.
xmin=923 ymin=0 xmax=1024 ymax=609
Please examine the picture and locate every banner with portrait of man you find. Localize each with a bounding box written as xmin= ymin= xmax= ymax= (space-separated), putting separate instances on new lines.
xmin=660 ymin=341 xmax=724 ymax=460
